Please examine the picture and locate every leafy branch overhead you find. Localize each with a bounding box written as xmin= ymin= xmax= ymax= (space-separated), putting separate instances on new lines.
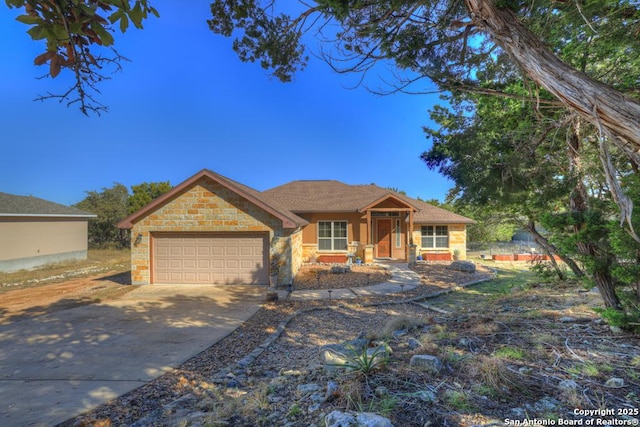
xmin=6 ymin=0 xmax=158 ymax=114
xmin=207 ymin=0 xmax=640 ymax=159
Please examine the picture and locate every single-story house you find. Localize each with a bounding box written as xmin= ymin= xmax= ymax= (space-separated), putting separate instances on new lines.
xmin=0 ymin=192 xmax=96 ymax=272
xmin=117 ymin=169 xmax=474 ymax=286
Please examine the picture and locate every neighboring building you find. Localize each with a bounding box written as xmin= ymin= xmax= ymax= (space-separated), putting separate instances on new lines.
xmin=0 ymin=192 xmax=96 ymax=272
xmin=118 ymin=169 xmax=474 ymax=286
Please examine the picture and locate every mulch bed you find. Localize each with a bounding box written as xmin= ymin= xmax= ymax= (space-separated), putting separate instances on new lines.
xmin=292 ymin=264 xmax=391 ymax=290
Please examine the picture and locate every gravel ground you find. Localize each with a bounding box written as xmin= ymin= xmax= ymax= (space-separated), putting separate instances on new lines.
xmin=59 ymin=261 xmax=494 ymax=427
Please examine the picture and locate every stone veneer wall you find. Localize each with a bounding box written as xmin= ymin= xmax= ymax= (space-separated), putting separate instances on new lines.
xmin=289 ymin=229 xmax=303 ymax=283
xmin=130 ymin=179 xmax=284 ymax=285
xmin=269 ymin=229 xmax=302 ymax=286
xmin=411 ymin=224 xmax=468 ymax=260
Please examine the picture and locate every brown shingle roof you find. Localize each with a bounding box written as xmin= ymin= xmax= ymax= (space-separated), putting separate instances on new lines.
xmin=0 ymin=192 xmax=95 ymax=217
xmin=118 ymin=171 xmax=472 ymax=229
xmin=263 ymin=181 xmax=474 ymax=224
xmin=117 ymin=169 xmax=308 ymax=229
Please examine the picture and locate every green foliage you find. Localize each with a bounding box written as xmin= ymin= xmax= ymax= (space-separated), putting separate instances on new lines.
xmin=128 ymin=181 xmax=172 ymax=214
xmin=208 ymin=0 xmax=307 ymax=83
xmin=493 ymin=346 xmax=526 ymax=361
xmin=593 ymin=303 xmax=640 ymax=332
xmin=74 ymin=183 xmax=130 ymax=248
xmin=73 ymin=180 xmax=172 ymax=248
xmin=7 ymin=0 xmax=158 ymax=114
xmin=329 ymin=343 xmax=389 ymax=376
xmin=286 ymin=403 xmax=302 ymax=419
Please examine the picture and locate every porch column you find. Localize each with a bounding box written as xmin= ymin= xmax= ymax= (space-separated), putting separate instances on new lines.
xmin=365 ymin=210 xmax=371 ymax=244
xmin=408 ymin=210 xmax=414 ymax=245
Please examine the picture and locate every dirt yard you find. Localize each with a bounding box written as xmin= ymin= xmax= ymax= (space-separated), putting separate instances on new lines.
xmin=0 ymin=249 xmax=134 ymax=324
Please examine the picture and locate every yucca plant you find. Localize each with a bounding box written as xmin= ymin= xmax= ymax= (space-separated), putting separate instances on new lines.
xmin=329 ymin=343 xmax=389 ymax=376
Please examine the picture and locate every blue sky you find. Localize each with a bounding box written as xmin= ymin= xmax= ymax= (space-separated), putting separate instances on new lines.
xmin=0 ymin=1 xmax=451 ymax=207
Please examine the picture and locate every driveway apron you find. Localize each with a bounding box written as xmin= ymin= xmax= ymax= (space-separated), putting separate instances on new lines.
xmin=0 ymin=284 xmax=264 ymax=427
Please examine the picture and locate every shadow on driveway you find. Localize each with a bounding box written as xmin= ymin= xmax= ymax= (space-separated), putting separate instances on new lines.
xmin=0 ymin=284 xmax=265 ymax=427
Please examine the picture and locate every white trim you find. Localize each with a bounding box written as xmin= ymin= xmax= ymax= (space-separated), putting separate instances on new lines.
xmin=317 ymin=220 xmax=348 ymax=251
xmin=420 ymin=225 xmax=449 ymax=249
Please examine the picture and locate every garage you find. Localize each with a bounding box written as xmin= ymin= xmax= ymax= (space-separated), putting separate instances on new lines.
xmin=152 ymin=233 xmax=268 ymax=285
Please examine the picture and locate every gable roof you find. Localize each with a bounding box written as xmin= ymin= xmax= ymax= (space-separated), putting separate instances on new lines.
xmin=0 ymin=192 xmax=95 ymax=218
xmin=263 ymin=180 xmax=474 ymax=224
xmin=117 ymin=169 xmax=308 ymax=229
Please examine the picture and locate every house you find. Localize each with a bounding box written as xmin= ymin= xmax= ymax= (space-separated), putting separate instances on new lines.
xmin=0 ymin=192 xmax=96 ymax=272
xmin=117 ymin=169 xmax=474 ymax=286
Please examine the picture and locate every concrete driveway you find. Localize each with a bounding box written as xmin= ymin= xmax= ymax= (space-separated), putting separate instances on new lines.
xmin=0 ymin=284 xmax=265 ymax=427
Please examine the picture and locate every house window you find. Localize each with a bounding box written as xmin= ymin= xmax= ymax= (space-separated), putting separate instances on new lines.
xmin=421 ymin=225 xmax=449 ymax=248
xmin=395 ymin=219 xmax=401 ymax=248
xmin=318 ymin=221 xmax=348 ymax=251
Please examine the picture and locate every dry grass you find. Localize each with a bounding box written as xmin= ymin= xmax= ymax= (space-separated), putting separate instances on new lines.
xmin=0 ymin=248 xmax=130 ymax=291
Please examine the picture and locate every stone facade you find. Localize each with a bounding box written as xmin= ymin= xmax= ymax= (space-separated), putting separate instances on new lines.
xmin=411 ymin=224 xmax=468 ymax=260
xmin=130 ymin=179 xmax=287 ymax=285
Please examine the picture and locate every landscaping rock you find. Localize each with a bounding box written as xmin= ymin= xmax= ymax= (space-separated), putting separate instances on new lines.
xmin=330 ymin=265 xmax=352 ymax=274
xmin=558 ymin=379 xmax=578 ymax=391
xmin=407 ymin=337 xmax=421 ymax=350
xmin=320 ymin=336 xmax=383 ymax=372
xmin=374 ymin=386 xmax=390 ymax=397
xmin=325 ymin=411 xmax=395 ymax=427
xmin=326 ymin=380 xmax=339 ymax=401
xmin=605 ymin=377 xmax=624 ymax=388
xmin=392 ymin=329 xmax=407 ymax=339
xmin=409 ymin=354 xmax=442 ymax=372
xmin=297 ymin=383 xmax=321 ymax=394
xmin=414 ymin=389 xmax=436 ymax=403
xmin=448 ymin=261 xmax=476 ymax=273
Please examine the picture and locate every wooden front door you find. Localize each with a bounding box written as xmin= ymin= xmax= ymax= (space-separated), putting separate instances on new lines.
xmin=377 ymin=219 xmax=392 ymax=258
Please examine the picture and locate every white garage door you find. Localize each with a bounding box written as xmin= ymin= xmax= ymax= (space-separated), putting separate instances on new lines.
xmin=152 ymin=233 xmax=268 ymax=284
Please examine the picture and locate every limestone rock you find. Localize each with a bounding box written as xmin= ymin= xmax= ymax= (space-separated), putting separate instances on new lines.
xmin=409 ymin=354 xmax=442 ymax=373
xmin=331 ymin=265 xmax=352 ymax=274
xmin=325 ymin=410 xmax=395 ymax=427
xmin=407 ymin=337 xmax=421 ymax=350
xmin=448 ymin=261 xmax=476 ymax=273
xmin=605 ymin=377 xmax=624 ymax=388
xmin=558 ymin=379 xmax=578 ymax=391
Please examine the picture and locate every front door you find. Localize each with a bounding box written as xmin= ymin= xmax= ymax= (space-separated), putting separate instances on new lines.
xmin=377 ymin=219 xmax=392 ymax=258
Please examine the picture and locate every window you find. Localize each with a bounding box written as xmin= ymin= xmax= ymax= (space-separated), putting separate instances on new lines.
xmin=318 ymin=221 xmax=348 ymax=251
xmin=396 ymin=219 xmax=401 ymax=248
xmin=421 ymin=225 xmax=449 ymax=248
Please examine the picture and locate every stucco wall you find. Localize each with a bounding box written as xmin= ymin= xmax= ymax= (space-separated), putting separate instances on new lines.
xmin=130 ymin=179 xmax=286 ymax=285
xmin=0 ymin=217 xmax=89 ymax=272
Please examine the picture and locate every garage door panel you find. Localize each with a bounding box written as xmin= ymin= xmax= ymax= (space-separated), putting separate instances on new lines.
xmin=153 ymin=233 xmax=268 ymax=284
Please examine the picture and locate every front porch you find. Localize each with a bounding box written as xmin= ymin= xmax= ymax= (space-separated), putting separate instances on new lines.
xmin=360 ymin=193 xmax=417 ymax=262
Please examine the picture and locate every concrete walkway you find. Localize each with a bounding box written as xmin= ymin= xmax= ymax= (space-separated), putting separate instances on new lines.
xmin=286 ymin=262 xmax=420 ymax=300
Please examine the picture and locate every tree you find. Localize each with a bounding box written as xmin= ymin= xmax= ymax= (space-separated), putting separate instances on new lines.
xmin=73 ymin=180 xmax=171 ymax=248
xmin=128 ymin=181 xmax=172 ymax=214
xmin=5 ymin=0 xmax=158 ymax=114
xmin=205 ymin=0 xmax=640 ymax=161
xmin=74 ymin=183 xmax=129 ymax=248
